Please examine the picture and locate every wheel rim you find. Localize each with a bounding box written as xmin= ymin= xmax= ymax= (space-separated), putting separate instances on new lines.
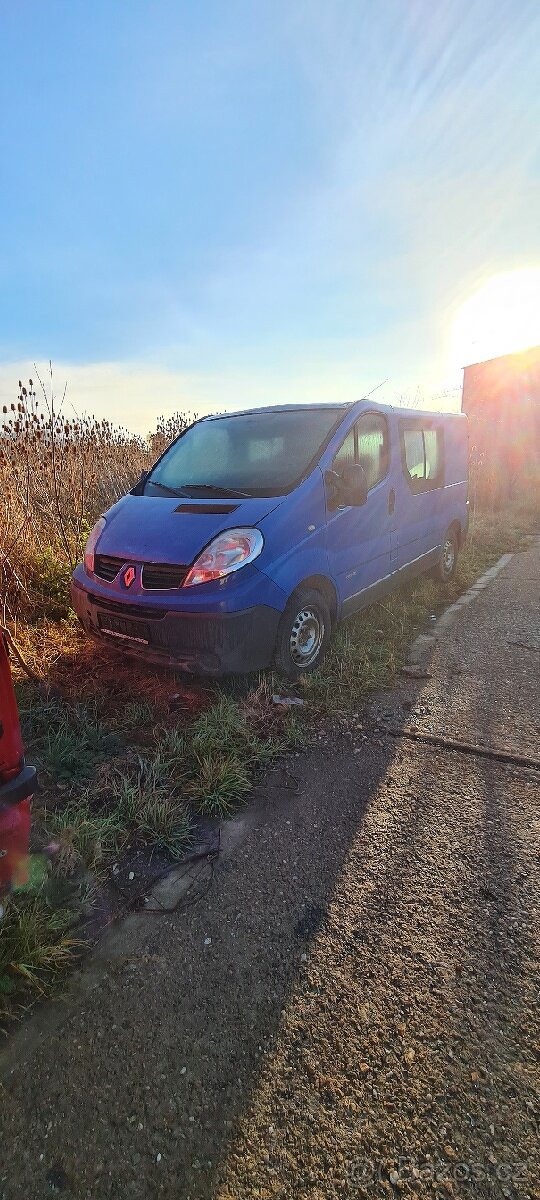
xmin=289 ymin=607 xmax=324 ymax=667
xmin=443 ymin=538 xmax=455 ymax=574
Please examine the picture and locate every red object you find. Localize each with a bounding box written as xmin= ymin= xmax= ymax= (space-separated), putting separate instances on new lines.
xmin=0 ymin=798 xmax=31 ymax=891
xmin=0 ymin=630 xmax=36 ymax=894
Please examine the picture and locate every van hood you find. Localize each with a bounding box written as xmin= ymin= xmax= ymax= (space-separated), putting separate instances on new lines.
xmin=98 ymin=493 xmax=283 ymax=565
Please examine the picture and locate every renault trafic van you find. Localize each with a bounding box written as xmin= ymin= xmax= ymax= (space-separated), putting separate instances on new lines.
xmin=71 ymin=401 xmax=469 ymax=678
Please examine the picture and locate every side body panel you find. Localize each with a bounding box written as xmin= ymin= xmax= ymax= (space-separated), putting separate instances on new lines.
xmin=256 ymin=470 xmax=332 ymax=601
xmin=395 ymin=413 xmax=469 ymax=570
xmin=318 ymin=411 xmax=397 ymax=613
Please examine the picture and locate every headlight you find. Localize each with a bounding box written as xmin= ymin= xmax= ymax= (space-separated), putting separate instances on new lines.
xmin=84 ymin=517 xmax=107 ymax=574
xmin=183 ymin=528 xmax=264 ymax=588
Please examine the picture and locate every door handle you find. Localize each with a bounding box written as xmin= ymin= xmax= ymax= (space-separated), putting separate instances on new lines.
xmin=388 ymin=488 xmax=395 ymax=515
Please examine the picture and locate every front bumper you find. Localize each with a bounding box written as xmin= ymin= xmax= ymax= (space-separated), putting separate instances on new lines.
xmin=71 ymin=580 xmax=281 ymax=675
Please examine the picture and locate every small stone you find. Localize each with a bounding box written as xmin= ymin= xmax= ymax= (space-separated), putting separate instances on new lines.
xmin=404 ymin=1048 xmax=415 ymax=1064
xmin=156 ymin=1153 xmax=162 ymax=1163
xmin=180 ymin=1066 xmax=187 ymax=1075
xmin=471 ymin=1070 xmax=480 ymax=1083
xmin=128 ymin=871 xmax=135 ymax=882
xmin=204 ymin=937 xmax=212 ymax=946
xmin=389 ymin=1169 xmax=400 ymax=1184
xmin=359 ymin=1062 xmax=370 ymax=1074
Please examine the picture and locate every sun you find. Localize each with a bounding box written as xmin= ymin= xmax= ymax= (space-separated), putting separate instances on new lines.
xmin=450 ymin=267 xmax=540 ymax=368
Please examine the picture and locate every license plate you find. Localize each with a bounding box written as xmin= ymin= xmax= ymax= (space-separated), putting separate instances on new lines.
xmin=98 ymin=614 xmax=150 ymax=645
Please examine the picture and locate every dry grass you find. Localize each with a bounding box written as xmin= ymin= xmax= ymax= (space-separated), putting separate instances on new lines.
xmin=0 ymin=368 xmax=192 ymax=622
xmin=0 ymin=885 xmax=80 ymax=1007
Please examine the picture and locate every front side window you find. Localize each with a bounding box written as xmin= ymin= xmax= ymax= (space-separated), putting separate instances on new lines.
xmin=356 ymin=412 xmax=389 ymax=489
xmin=332 ymin=429 xmax=355 ymax=474
xmin=401 ymin=423 xmax=444 ymax=492
xmin=332 ymin=412 xmax=389 ymax=490
xmin=145 ymin=408 xmax=345 ymax=498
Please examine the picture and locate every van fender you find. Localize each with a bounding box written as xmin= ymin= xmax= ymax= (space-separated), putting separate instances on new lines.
xmin=261 ymin=543 xmax=338 ymax=625
xmin=264 ymin=568 xmax=338 ymax=628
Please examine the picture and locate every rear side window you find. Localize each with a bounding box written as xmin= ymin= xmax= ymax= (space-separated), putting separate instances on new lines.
xmin=333 ymin=412 xmax=389 ymax=490
xmin=403 ymin=429 xmax=424 ymax=479
xmin=423 ymin=429 xmax=441 ymax=479
xmin=401 ymin=423 xmax=444 ymax=492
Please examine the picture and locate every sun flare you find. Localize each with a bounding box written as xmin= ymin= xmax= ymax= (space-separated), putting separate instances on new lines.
xmin=451 ymin=267 xmax=540 ymax=368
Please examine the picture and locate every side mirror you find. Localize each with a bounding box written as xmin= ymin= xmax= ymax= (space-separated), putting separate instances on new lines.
xmin=338 ymin=463 xmax=368 ymax=506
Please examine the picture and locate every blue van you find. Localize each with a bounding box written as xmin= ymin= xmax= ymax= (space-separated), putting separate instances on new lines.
xmin=71 ymin=401 xmax=469 ymax=679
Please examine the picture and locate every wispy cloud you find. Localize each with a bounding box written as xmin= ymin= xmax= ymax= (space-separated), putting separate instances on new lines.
xmin=1 ymin=0 xmax=539 ymax=413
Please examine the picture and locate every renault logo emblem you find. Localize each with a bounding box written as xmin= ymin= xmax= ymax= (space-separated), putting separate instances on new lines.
xmin=123 ymin=565 xmax=136 ymax=589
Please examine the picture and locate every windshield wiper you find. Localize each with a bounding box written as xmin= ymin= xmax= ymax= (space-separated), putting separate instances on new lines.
xmin=147 ymin=481 xmax=191 ymax=497
xmin=181 ymin=483 xmax=252 ymax=499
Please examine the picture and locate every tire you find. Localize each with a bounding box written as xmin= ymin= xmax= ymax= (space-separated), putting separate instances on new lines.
xmin=273 ymin=586 xmax=332 ymax=679
xmin=431 ymin=527 xmax=459 ymax=583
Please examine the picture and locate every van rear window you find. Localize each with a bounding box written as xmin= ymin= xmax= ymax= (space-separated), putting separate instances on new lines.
xmin=401 ymin=423 xmax=444 ymax=492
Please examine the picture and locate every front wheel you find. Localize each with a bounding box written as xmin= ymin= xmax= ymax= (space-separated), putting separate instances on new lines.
xmin=273 ymin=587 xmax=331 ymax=679
xmin=431 ymin=527 xmax=459 ymax=583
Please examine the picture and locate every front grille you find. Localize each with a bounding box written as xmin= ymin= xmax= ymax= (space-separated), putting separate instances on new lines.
xmin=94 ymin=554 xmax=124 ymax=582
xmin=93 ymin=555 xmax=188 ymax=591
xmin=86 ymin=592 xmax=166 ymax=620
xmin=142 ymin=563 xmax=188 ymax=590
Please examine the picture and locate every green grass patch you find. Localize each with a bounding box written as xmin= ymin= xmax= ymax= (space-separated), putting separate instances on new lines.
xmin=21 ymin=699 xmax=123 ymax=783
xmin=113 ymin=759 xmax=192 ymax=859
xmin=109 ymin=700 xmax=158 ymax=737
xmin=45 ymin=797 xmax=126 ymax=874
xmin=144 ymin=695 xmax=282 ymax=817
xmin=28 ymin=548 xmax=73 ymax=619
xmin=0 ymin=884 xmax=80 ymax=1010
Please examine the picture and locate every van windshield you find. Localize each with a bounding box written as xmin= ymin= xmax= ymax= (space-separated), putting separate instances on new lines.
xmin=144 ymin=408 xmax=345 ymax=498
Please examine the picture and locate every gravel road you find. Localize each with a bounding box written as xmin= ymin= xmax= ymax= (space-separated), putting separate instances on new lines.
xmin=1 ymin=542 xmax=539 ymax=1200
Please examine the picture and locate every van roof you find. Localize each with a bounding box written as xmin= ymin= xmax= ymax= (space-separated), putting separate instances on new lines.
xmin=204 ymin=403 xmax=352 ymax=419
xmin=204 ymin=400 xmax=466 ymax=422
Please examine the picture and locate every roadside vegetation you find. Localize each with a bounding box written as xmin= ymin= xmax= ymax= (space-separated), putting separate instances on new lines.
xmin=0 ymin=372 xmax=536 ymax=1029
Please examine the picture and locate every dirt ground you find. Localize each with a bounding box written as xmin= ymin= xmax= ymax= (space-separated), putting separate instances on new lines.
xmin=1 ymin=542 xmax=539 ymax=1200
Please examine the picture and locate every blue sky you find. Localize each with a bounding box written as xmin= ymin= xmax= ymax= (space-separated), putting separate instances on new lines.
xmin=1 ymin=0 xmax=539 ymax=431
